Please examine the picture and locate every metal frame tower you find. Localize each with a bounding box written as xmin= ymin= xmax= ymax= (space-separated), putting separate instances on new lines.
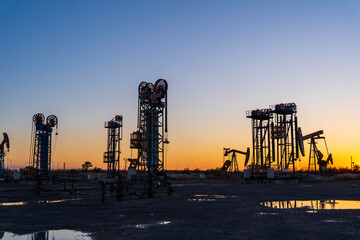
xmin=246 ymin=108 xmax=273 ymax=172
xmin=103 ymin=115 xmax=122 ymax=178
xmin=0 ymin=133 xmax=9 ymax=178
xmin=30 ymin=113 xmax=58 ymax=179
xmin=131 ymin=79 xmax=170 ymax=196
xmin=271 ymin=103 xmax=299 ymax=175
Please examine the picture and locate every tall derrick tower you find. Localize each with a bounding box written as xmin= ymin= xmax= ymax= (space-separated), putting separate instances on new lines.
xmin=271 ymin=103 xmax=299 ymax=174
xmin=246 ymin=108 xmax=273 ymax=173
xmin=130 ymin=79 xmax=171 ymax=196
xmin=0 ymin=133 xmax=9 ymax=178
xmin=30 ymin=113 xmax=58 ymax=179
xmin=103 ymin=115 xmax=122 ymax=178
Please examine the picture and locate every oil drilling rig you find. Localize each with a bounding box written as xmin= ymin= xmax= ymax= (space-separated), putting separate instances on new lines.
xmin=246 ymin=103 xmax=301 ymax=178
xmin=246 ymin=108 xmax=273 ymax=174
xmin=271 ymin=103 xmax=299 ymax=175
xmin=130 ymin=79 xmax=171 ymax=196
xmin=0 ymin=133 xmax=10 ymax=179
xmin=103 ymin=115 xmax=122 ymax=178
xmin=297 ymin=128 xmax=333 ymax=174
xmin=221 ymin=148 xmax=250 ymax=173
xmin=30 ymin=113 xmax=58 ymax=179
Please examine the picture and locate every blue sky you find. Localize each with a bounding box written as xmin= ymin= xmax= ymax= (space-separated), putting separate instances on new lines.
xmin=1 ymin=1 xmax=360 ymax=169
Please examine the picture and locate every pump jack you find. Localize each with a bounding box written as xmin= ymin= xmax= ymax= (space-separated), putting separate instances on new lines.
xmin=221 ymin=148 xmax=250 ymax=172
xmin=298 ymin=128 xmax=333 ymax=174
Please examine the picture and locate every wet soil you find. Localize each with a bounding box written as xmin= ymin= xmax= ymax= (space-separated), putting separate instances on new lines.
xmin=1 ymin=180 xmax=360 ymax=239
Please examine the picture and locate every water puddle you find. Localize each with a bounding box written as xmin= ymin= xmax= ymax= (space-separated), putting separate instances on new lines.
xmin=0 ymin=198 xmax=81 ymax=206
xmin=135 ymin=221 xmax=171 ymax=229
xmin=255 ymin=212 xmax=280 ymax=215
xmin=0 ymin=229 xmax=92 ymax=239
xmin=261 ymin=200 xmax=360 ymax=210
xmin=323 ymin=219 xmax=345 ymax=223
xmin=188 ymin=198 xmax=216 ymax=202
xmin=188 ymin=194 xmax=237 ymax=202
xmin=172 ymin=184 xmax=185 ymax=187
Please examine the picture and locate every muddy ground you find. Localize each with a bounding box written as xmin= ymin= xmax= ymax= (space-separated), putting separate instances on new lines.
xmin=1 ymin=179 xmax=360 ymax=239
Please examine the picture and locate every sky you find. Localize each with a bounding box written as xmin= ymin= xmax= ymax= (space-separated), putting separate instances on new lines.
xmin=0 ymin=0 xmax=360 ymax=170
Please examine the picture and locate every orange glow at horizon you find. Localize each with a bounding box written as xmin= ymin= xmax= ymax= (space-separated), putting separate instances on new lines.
xmin=6 ymin=123 xmax=359 ymax=172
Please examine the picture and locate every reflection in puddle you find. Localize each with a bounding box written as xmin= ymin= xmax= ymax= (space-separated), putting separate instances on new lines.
xmin=0 ymin=198 xmax=81 ymax=206
xmin=0 ymin=229 xmax=92 ymax=239
xmin=189 ymin=194 xmax=238 ymax=202
xmin=188 ymin=198 xmax=216 ymax=202
xmin=135 ymin=221 xmax=171 ymax=229
xmin=323 ymin=219 xmax=345 ymax=223
xmin=261 ymin=200 xmax=360 ymax=210
xmin=255 ymin=212 xmax=280 ymax=215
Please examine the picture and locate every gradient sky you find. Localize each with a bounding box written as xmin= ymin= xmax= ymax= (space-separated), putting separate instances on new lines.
xmin=1 ymin=1 xmax=360 ymax=170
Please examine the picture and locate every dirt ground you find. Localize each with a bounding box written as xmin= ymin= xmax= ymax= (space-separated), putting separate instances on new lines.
xmin=1 ymin=179 xmax=360 ymax=240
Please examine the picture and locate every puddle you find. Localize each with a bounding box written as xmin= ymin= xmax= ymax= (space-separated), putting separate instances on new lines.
xmin=188 ymin=194 xmax=238 ymax=201
xmin=0 ymin=229 xmax=92 ymax=239
xmin=323 ymin=219 xmax=345 ymax=223
xmin=255 ymin=212 xmax=280 ymax=215
xmin=135 ymin=221 xmax=171 ymax=229
xmin=172 ymin=184 xmax=185 ymax=187
xmin=261 ymin=200 xmax=360 ymax=210
xmin=188 ymin=198 xmax=216 ymax=202
xmin=0 ymin=198 xmax=81 ymax=206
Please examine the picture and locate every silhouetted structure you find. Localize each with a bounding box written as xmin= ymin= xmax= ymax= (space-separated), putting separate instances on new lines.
xmin=0 ymin=133 xmax=9 ymax=178
xmin=222 ymin=148 xmax=250 ymax=173
xmin=30 ymin=113 xmax=58 ymax=179
xmin=246 ymin=108 xmax=273 ymax=173
xmin=104 ymin=115 xmax=122 ymax=178
xmin=130 ymin=79 xmax=171 ymax=196
xmin=271 ymin=103 xmax=299 ymax=175
xmin=297 ymin=128 xmax=333 ymax=174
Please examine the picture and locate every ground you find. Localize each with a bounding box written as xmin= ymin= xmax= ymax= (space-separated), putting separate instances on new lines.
xmin=1 ymin=179 xmax=360 ymax=239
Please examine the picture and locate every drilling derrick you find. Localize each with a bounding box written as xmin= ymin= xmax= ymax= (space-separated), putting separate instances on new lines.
xmin=0 ymin=133 xmax=10 ymax=178
xmin=246 ymin=108 xmax=273 ymax=174
xmin=30 ymin=113 xmax=58 ymax=179
xmin=131 ymin=79 xmax=171 ymax=196
xmin=271 ymin=103 xmax=299 ymax=175
xmin=103 ymin=115 xmax=122 ymax=178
